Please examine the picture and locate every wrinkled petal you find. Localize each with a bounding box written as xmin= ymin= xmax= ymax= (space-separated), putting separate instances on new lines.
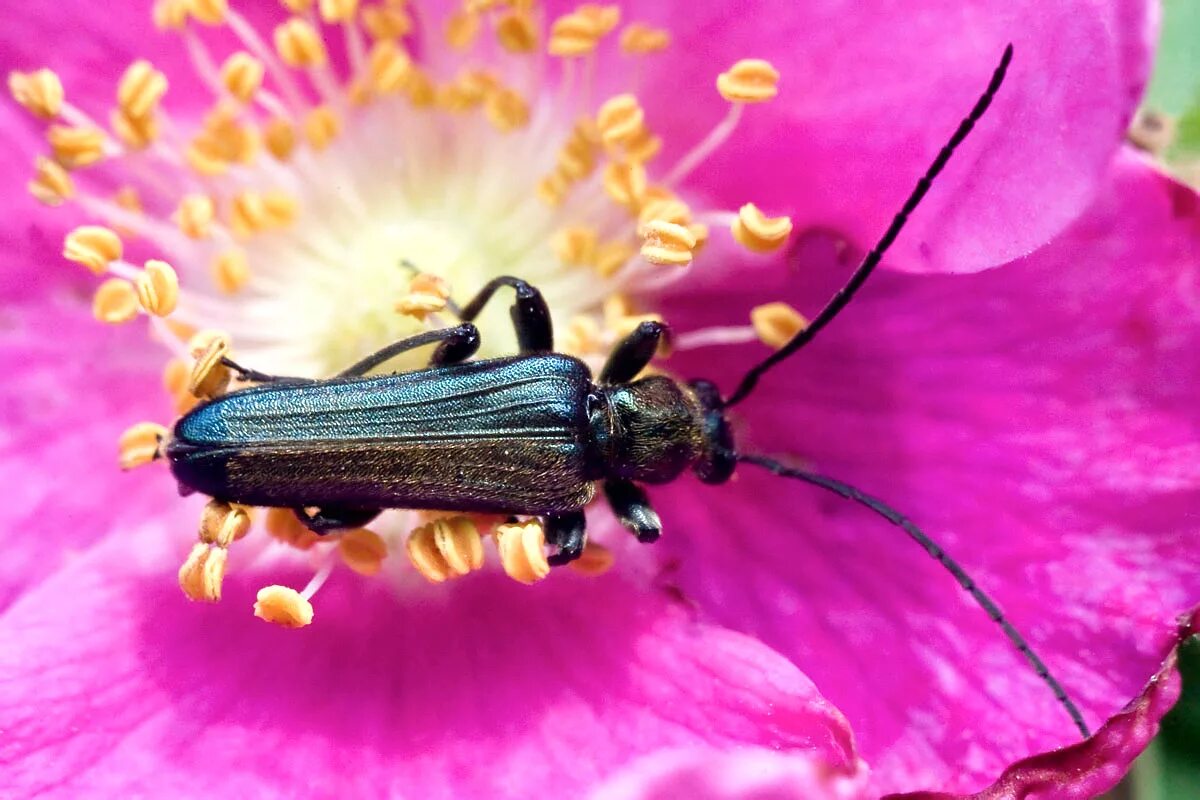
xmin=592 ymin=746 xmax=870 ymax=800
xmin=638 ymin=0 xmax=1157 ymax=273
xmin=656 ymin=151 xmax=1200 ymax=794
xmin=0 ymin=532 xmax=859 ymax=799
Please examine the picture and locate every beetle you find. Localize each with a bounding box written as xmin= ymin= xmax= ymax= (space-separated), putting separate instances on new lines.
xmin=164 ymin=45 xmax=1091 ymax=739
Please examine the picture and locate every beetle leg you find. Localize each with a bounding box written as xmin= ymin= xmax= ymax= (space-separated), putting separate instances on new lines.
xmin=456 ymin=276 xmax=553 ymax=352
xmin=293 ymin=506 xmax=382 ymax=534
xmin=219 ymin=357 xmax=314 ymax=385
xmin=335 ymin=323 xmax=481 ymax=377
xmin=603 ymin=479 xmax=661 ymax=543
xmin=545 ymin=510 xmax=588 ymax=565
xmin=598 ymin=320 xmax=670 ymax=385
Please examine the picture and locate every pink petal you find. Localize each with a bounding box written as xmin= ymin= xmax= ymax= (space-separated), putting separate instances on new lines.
xmin=637 ymin=0 xmax=1157 ymax=273
xmin=655 ymin=150 xmax=1200 ymax=794
xmin=0 ymin=536 xmax=860 ymax=798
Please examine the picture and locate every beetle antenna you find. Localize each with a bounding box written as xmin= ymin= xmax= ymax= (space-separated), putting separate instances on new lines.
xmin=723 ymin=44 xmax=1014 ymax=408
xmin=737 ymin=451 xmax=1091 ymax=739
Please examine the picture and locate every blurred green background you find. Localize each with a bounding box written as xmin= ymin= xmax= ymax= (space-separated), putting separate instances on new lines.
xmin=1106 ymin=1 xmax=1200 ymax=797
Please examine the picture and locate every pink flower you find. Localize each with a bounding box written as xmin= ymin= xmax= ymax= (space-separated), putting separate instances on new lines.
xmin=2 ymin=1 xmax=1193 ymax=798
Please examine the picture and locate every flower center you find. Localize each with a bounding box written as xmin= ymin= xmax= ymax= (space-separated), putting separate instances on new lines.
xmin=12 ymin=0 xmax=802 ymax=626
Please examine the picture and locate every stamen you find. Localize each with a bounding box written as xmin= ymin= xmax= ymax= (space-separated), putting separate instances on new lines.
xmin=621 ymin=126 xmax=661 ymax=163
xmin=596 ymin=93 xmax=644 ymax=149
xmin=716 ymin=58 xmax=780 ymax=103
xmin=318 ymin=0 xmax=359 ymax=23
xmin=254 ymin=585 xmax=315 ymax=627
xmin=221 ymin=52 xmax=265 ymax=103
xmin=552 ymin=225 xmax=599 ymax=266
xmin=152 ymin=0 xmax=190 ymax=30
xmin=8 ymin=68 xmax=64 ymax=119
xmin=92 ymin=279 xmax=139 ymax=324
xmin=136 ymin=259 xmax=181 ymax=317
xmin=568 ymin=541 xmax=614 ymax=576
xmin=619 ymin=23 xmax=670 ymax=55
xmin=751 ymin=301 xmax=808 ymax=348
xmin=338 ymin=527 xmax=389 ymax=576
xmin=187 ymin=330 xmax=233 ymax=398
xmin=64 ymin=225 xmax=123 ymax=274
xmin=445 ymin=8 xmax=481 ymax=51
xmin=396 ymin=272 xmax=451 ymax=319
xmin=274 ymin=18 xmax=329 ymax=68
xmin=495 ymin=519 xmax=550 ymax=584
xmin=179 ymin=542 xmax=226 ymax=602
xmin=595 ymin=239 xmax=635 ymax=278
xmin=637 ymin=196 xmax=691 ymax=230
xmin=281 ymin=0 xmax=313 ymax=12
xmin=495 ymin=9 xmax=538 ymax=53
xmin=189 ymin=0 xmax=229 ymax=26
xmin=731 ymin=203 xmax=793 ymax=253
xmin=110 ymin=109 xmax=160 ymax=150
xmin=548 ymin=12 xmax=601 ymax=57
xmin=117 ymin=60 xmax=169 ymax=120
xmin=367 ymin=40 xmax=412 ymax=94
xmin=602 ymin=159 xmax=647 ymax=210
xmin=556 ymin=117 xmax=600 ymax=180
xmin=578 ymin=4 xmax=621 ymax=36
xmin=29 ymin=156 xmax=74 ymax=206
xmin=47 ymin=125 xmax=106 ymax=169
xmin=406 ymin=516 xmax=485 ymax=583
xmin=230 ymin=190 xmax=271 ymax=236
xmin=213 ymin=249 xmax=251 ymax=294
xmin=536 ymin=170 xmax=571 ymax=207
xmin=200 ymin=499 xmax=253 ymax=547
xmin=264 ymin=507 xmax=322 ymax=550
xmin=639 ymin=220 xmax=695 ymax=266
xmin=174 ymin=194 xmax=217 ymax=239
xmin=484 ymin=87 xmax=531 ymax=132
xmin=562 ymin=314 xmax=602 ymax=355
xmin=264 ymin=116 xmax=298 ymax=160
xmin=304 ymin=105 xmax=341 ymax=149
xmin=118 ymin=421 xmax=168 ymax=469
xmin=361 ymin=4 xmax=412 ymax=40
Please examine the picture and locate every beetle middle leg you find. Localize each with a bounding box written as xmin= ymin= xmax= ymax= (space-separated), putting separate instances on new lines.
xmin=336 ymin=322 xmax=481 ymax=377
xmin=545 ymin=510 xmax=587 ymax=565
xmin=603 ymin=479 xmax=661 ymax=543
xmin=293 ymin=505 xmax=382 ymax=534
xmin=599 ymin=320 xmax=670 ymax=385
xmin=455 ymin=276 xmax=553 ymax=352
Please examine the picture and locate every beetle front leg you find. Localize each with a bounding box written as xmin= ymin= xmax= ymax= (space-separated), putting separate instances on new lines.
xmin=603 ymin=479 xmax=661 ymax=543
xmin=599 ymin=320 xmax=670 ymax=385
xmin=293 ymin=505 xmax=382 ymax=534
xmin=545 ymin=510 xmax=587 ymax=565
xmin=456 ymin=276 xmax=553 ymax=353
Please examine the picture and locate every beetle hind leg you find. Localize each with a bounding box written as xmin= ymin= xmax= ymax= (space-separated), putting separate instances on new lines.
xmin=294 ymin=505 xmax=382 ymax=534
xmin=545 ymin=511 xmax=587 ymax=565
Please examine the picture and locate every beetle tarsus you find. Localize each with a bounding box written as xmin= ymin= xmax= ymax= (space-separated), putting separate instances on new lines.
xmin=603 ymin=479 xmax=661 ymax=543
xmin=545 ymin=511 xmax=588 ymax=565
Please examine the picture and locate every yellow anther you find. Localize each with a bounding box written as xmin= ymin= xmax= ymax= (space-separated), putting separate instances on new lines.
xmin=187 ymin=330 xmax=233 ymax=398
xmin=640 ymin=220 xmax=696 ymax=266
xmin=47 ymin=125 xmax=105 ymax=169
xmin=254 ymin=585 xmax=314 ymax=627
xmin=396 ymin=273 xmax=451 ymax=319
xmin=114 ymin=185 xmax=143 ymax=214
xmin=361 ymin=3 xmax=412 ymax=40
xmin=597 ymin=94 xmax=645 ymax=149
xmin=610 ymin=311 xmax=663 ymax=341
xmin=548 ymin=12 xmax=600 ymax=57
xmin=556 ymin=117 xmax=600 ymax=180
xmin=275 ymin=19 xmax=328 ymax=68
xmin=751 ymin=302 xmax=807 ymax=348
xmin=136 ymin=259 xmax=179 ymax=317
xmin=118 ymin=60 xmax=169 ymax=119
xmin=221 ymin=52 xmax=264 ymax=103
xmin=404 ymin=66 xmax=435 ymax=107
xmin=562 ymin=315 xmax=602 ymax=356
xmin=64 ymin=226 xmax=123 ymax=274
xmin=603 ymin=292 xmax=636 ymax=324
xmin=619 ymin=22 xmax=670 ymax=55
xmin=448 ymin=68 xmax=496 ymax=107
xmin=622 ymin=126 xmax=662 ymax=163
xmin=281 ymin=0 xmax=312 ymax=11
xmin=262 ymin=190 xmax=299 ymax=227
xmin=152 ymin=0 xmax=190 ymax=30
xmin=495 ymin=9 xmax=538 ymax=53
xmin=304 ymin=105 xmax=341 ymax=149
xmin=595 ymin=239 xmax=635 ymax=278
xmin=174 ymin=194 xmax=216 ymax=239
xmin=192 ymin=103 xmax=260 ymax=165
xmin=264 ymin=507 xmax=322 ymax=550
xmin=569 ymin=541 xmax=614 ymax=576
xmin=484 ymin=87 xmax=530 ymax=132
xmin=264 ymin=117 xmax=297 ymax=160
xmin=110 ymin=108 xmax=160 ymax=150
xmin=319 ymin=0 xmax=358 ymax=23
xmin=93 ymin=279 xmax=139 ymax=324
xmin=367 ymin=40 xmax=412 ymax=93
xmin=163 ymin=357 xmax=190 ymax=396
xmin=184 ymin=142 xmax=229 ymax=176
xmin=29 ymin=156 xmax=74 ymax=206
xmin=118 ymin=421 xmax=168 ymax=469
xmin=602 ymin=160 xmax=647 ymax=210
xmin=536 ymin=170 xmax=571 ymax=207
xmin=199 ymin=499 xmax=252 ymax=547
xmin=465 ymin=0 xmax=505 ymax=11
xmin=577 ymin=3 xmax=620 ymax=36
xmin=552 ymin=226 xmax=598 ymax=266
xmin=717 ymin=58 xmax=780 ymax=104
xmin=179 ymin=543 xmax=226 ymax=602
xmin=637 ymin=196 xmax=691 ymax=230
xmin=445 ymin=9 xmax=480 ymax=50
xmin=731 ymin=203 xmax=793 ymax=253
xmin=229 ymin=190 xmax=267 ymax=237
xmin=213 ymin=249 xmax=251 ymax=294
xmin=406 ymin=516 xmax=485 ymax=583
xmin=188 ymin=0 xmax=228 ymax=25
xmin=8 ymin=69 xmax=63 ymax=119
xmin=495 ymin=519 xmax=550 ymax=584
xmin=338 ymin=528 xmax=388 ymax=576
xmin=689 ymin=222 xmax=710 ymax=252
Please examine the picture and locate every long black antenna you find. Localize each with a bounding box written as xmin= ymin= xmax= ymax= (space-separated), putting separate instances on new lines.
xmin=724 ymin=44 xmax=1014 ymax=408
xmin=737 ymin=452 xmax=1091 ymax=739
